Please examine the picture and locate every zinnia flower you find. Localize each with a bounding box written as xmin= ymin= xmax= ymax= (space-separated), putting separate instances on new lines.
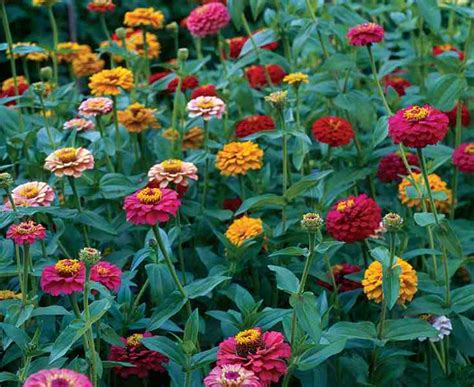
xmin=63 ymin=117 xmax=95 ymax=132
xmin=311 ymin=116 xmax=354 ymax=147
xmin=24 ymin=369 xmax=92 ymax=387
xmin=326 ymin=194 xmax=382 ymax=243
xmin=90 ymin=261 xmax=122 ymax=292
xmin=191 ymin=84 xmax=218 ymax=99
xmin=148 ymin=159 xmax=198 ymax=189
xmin=117 ymin=103 xmax=159 ymax=133
xmin=216 ymin=328 xmax=291 ymax=385
xmin=126 ymin=30 xmax=161 ymax=59
xmin=124 ymin=7 xmax=165 ymax=29
xmin=216 ymin=141 xmax=264 ymax=176
xmin=0 ymin=290 xmax=22 ymax=300
xmin=6 ymin=221 xmax=46 ymax=245
xmin=123 ymin=187 xmax=181 ymax=225
xmin=235 ymin=115 xmax=275 ymax=138
xmin=57 ymin=42 xmax=91 ymax=63
xmin=183 ymin=127 xmax=205 ymax=149
xmin=78 ymin=97 xmax=113 ymax=117
xmin=149 ymin=71 xmax=199 ymax=93
xmin=432 ymin=44 xmax=464 ymax=60
xmin=204 ymin=364 xmax=261 ymax=387
xmin=89 ymin=67 xmax=134 ymax=96
xmin=44 ymin=147 xmax=95 ymax=178
xmin=72 ymin=53 xmax=105 ymax=77
xmin=316 ymin=263 xmax=362 ymax=293
xmin=108 ymin=332 xmax=168 ymax=379
xmin=223 ymin=197 xmax=242 ymax=213
xmin=87 ymin=0 xmax=115 ymax=13
xmin=7 ymin=181 xmax=55 ymax=207
xmin=40 ymin=259 xmax=85 ymax=296
xmin=444 ymin=103 xmax=471 ymax=128
xmin=225 ymin=216 xmax=263 ymax=246
xmin=384 ymin=73 xmax=411 ymax=96
xmin=398 ymin=173 xmax=452 ymax=213
xmin=453 ymin=142 xmax=474 ymax=173
xmin=388 ymin=105 xmax=449 ymax=148
xmin=0 ymin=76 xmax=29 ymax=106
xmin=347 ymin=22 xmax=384 ymax=46
xmin=187 ymin=96 xmax=226 ymax=120
xmin=376 ymin=152 xmax=419 ymax=183
xmin=418 ymin=315 xmax=453 ymax=342
xmin=245 ymin=64 xmax=286 ymax=89
xmin=225 ymin=36 xmax=248 ymax=59
xmin=186 ymin=2 xmax=230 ymax=38
xmin=283 ymin=72 xmax=309 ymax=86
xmin=362 ymin=258 xmax=417 ymax=304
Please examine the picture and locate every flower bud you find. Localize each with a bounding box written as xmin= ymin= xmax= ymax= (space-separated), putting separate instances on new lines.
xmin=166 ymin=22 xmax=178 ymax=33
xmin=78 ymin=247 xmax=101 ymax=266
xmin=115 ymin=27 xmax=127 ymax=40
xmin=0 ymin=172 xmax=14 ymax=189
xmin=264 ymin=90 xmax=288 ymax=109
xmin=382 ymin=212 xmax=403 ymax=232
xmin=177 ymin=48 xmax=189 ymax=62
xmin=32 ymin=82 xmax=46 ymax=96
xmin=148 ymin=238 xmax=158 ymax=248
xmin=301 ymin=212 xmax=324 ymax=232
xmin=40 ymin=66 xmax=53 ymax=81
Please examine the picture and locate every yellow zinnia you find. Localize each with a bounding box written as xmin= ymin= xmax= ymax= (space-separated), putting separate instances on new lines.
xmin=117 ymin=102 xmax=159 ymax=133
xmin=124 ymin=7 xmax=165 ymax=29
xmin=72 ymin=53 xmax=105 ymax=78
xmin=215 ymin=141 xmax=264 ymax=176
xmin=89 ymin=67 xmax=134 ymax=96
xmin=225 ymin=216 xmax=263 ymax=247
xmin=283 ymin=72 xmax=309 ymax=85
xmin=126 ymin=31 xmax=161 ymax=59
xmin=57 ymin=42 xmax=92 ymax=63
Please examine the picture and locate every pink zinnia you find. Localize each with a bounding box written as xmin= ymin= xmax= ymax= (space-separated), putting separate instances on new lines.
xmin=452 ymin=142 xmax=474 ymax=173
xmin=78 ymin=97 xmax=113 ymax=117
xmin=108 ymin=332 xmax=169 ymax=379
xmin=148 ymin=159 xmax=198 ymax=189
xmin=186 ymin=2 xmax=230 ymax=38
xmin=6 ymin=221 xmax=46 ymax=245
xmin=24 ymin=368 xmax=92 ymax=387
xmin=40 ymin=259 xmax=85 ymax=296
xmin=7 ymin=181 xmax=55 ymax=208
xmin=377 ymin=152 xmax=419 ymax=183
xmin=187 ymin=96 xmax=226 ymax=120
xmin=90 ymin=261 xmax=122 ymax=292
xmin=388 ymin=105 xmax=449 ymax=148
xmin=217 ymin=328 xmax=291 ymax=386
xmin=123 ymin=187 xmax=181 ymax=225
xmin=204 ymin=364 xmax=261 ymax=387
xmin=63 ymin=117 xmax=95 ymax=132
xmin=347 ymin=22 xmax=384 ymax=46
xmin=44 ymin=147 xmax=95 ymax=178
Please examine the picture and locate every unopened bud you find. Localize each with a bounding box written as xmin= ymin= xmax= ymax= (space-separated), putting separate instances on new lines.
xmin=301 ymin=212 xmax=324 ymax=232
xmin=32 ymin=82 xmax=46 ymax=96
xmin=115 ymin=27 xmax=127 ymax=40
xmin=40 ymin=66 xmax=52 ymax=81
xmin=78 ymin=247 xmax=102 ymax=266
xmin=166 ymin=22 xmax=178 ymax=33
xmin=382 ymin=212 xmax=403 ymax=232
xmin=177 ymin=48 xmax=189 ymax=62
xmin=0 ymin=172 xmax=14 ymax=189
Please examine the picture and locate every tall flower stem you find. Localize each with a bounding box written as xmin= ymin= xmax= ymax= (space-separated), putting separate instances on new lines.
xmin=450 ymin=101 xmax=462 ymax=220
xmin=176 ymin=210 xmax=187 ymax=284
xmin=171 ymin=72 xmax=184 ymax=158
xmin=377 ymin=232 xmax=396 ymax=339
xmin=200 ymin=120 xmax=210 ymax=211
xmin=151 ymin=225 xmax=192 ymax=317
xmin=0 ymin=0 xmax=18 ymax=95
xmin=367 ymin=45 xmax=391 ymax=115
xmin=83 ymin=267 xmax=99 ymax=386
xmin=68 ymin=176 xmax=90 ymax=247
xmin=217 ymin=32 xmax=228 ymax=76
xmin=36 ymin=92 xmax=57 ymax=149
xmin=96 ymin=117 xmax=115 ymax=172
xmin=111 ymin=96 xmax=122 ymax=170
xmin=279 ymin=109 xmax=289 ymax=231
xmin=99 ymin=13 xmax=111 ymax=41
xmin=194 ymin=37 xmax=203 ymax=60
xmin=47 ymin=5 xmax=59 ymax=86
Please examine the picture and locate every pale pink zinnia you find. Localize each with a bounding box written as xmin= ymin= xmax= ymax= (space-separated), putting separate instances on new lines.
xmin=24 ymin=368 xmax=92 ymax=387
xmin=90 ymin=261 xmax=122 ymax=292
xmin=217 ymin=328 xmax=291 ymax=386
xmin=44 ymin=147 xmax=95 ymax=178
xmin=7 ymin=181 xmax=55 ymax=208
xmin=63 ymin=117 xmax=95 ymax=132
xmin=347 ymin=22 xmax=385 ymax=46
xmin=123 ymin=187 xmax=181 ymax=225
xmin=148 ymin=159 xmax=198 ymax=189
xmin=186 ymin=2 xmax=230 ymax=38
xmin=40 ymin=259 xmax=85 ymax=296
xmin=78 ymin=97 xmax=113 ymax=117
xmin=204 ymin=364 xmax=261 ymax=387
xmin=187 ymin=96 xmax=226 ymax=120
xmin=6 ymin=221 xmax=46 ymax=245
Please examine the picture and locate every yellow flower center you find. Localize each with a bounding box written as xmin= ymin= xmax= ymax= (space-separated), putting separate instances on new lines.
xmin=161 ymin=159 xmax=183 ymax=173
xmin=0 ymin=290 xmax=19 ymax=300
xmin=97 ymin=266 xmax=109 ymax=275
xmin=126 ymin=333 xmax=144 ymax=347
xmin=419 ymin=313 xmax=433 ymax=321
xmin=56 ymin=147 xmax=78 ymax=163
xmin=438 ymin=44 xmax=453 ymax=52
xmin=196 ymin=100 xmax=216 ymax=109
xmin=403 ymin=106 xmax=430 ymax=121
xmin=15 ymin=222 xmax=37 ymax=235
xmin=19 ymin=185 xmax=40 ymax=199
xmin=464 ymin=144 xmax=474 ymax=154
xmin=337 ymin=199 xmax=355 ymax=212
xmin=234 ymin=329 xmax=262 ymax=357
xmin=136 ymin=187 xmax=162 ymax=204
xmin=55 ymin=259 xmax=81 ymax=276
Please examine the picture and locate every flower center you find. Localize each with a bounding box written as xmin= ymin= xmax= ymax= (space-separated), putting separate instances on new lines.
xmin=136 ymin=187 xmax=162 ymax=204
xmin=55 ymin=259 xmax=81 ymax=276
xmin=234 ymin=329 xmax=262 ymax=357
xmin=438 ymin=44 xmax=453 ymax=52
xmin=16 ymin=222 xmax=37 ymax=235
xmin=97 ymin=265 xmax=109 ymax=275
xmin=328 ymin=119 xmax=342 ymax=130
xmin=51 ymin=379 xmax=71 ymax=387
xmin=161 ymin=159 xmax=183 ymax=173
xmin=419 ymin=313 xmax=433 ymax=322
xmin=464 ymin=143 xmax=474 ymax=154
xmin=337 ymin=199 xmax=355 ymax=212
xmin=19 ymin=185 xmax=39 ymax=199
xmin=224 ymin=371 xmax=241 ymax=381
xmin=126 ymin=333 xmax=144 ymax=347
xmin=403 ymin=106 xmax=430 ymax=121
xmin=56 ymin=147 xmax=78 ymax=163
xmin=196 ymin=99 xmax=215 ymax=109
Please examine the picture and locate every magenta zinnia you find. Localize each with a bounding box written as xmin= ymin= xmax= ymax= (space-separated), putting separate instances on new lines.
xmin=90 ymin=261 xmax=122 ymax=292
xmin=347 ymin=22 xmax=384 ymax=46
xmin=24 ymin=368 xmax=92 ymax=387
xmin=40 ymin=259 xmax=85 ymax=296
xmin=204 ymin=364 xmax=261 ymax=387
xmin=6 ymin=221 xmax=46 ymax=245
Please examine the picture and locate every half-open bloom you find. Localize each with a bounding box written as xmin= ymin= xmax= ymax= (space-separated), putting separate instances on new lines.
xmin=148 ymin=160 xmax=198 ymax=188
xmin=90 ymin=261 xmax=122 ymax=292
xmin=7 ymin=221 xmax=46 ymax=245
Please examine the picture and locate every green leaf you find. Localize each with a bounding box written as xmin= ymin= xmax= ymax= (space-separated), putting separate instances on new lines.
xmin=416 ymin=0 xmax=441 ymax=31
xmin=289 ymin=292 xmax=321 ymax=342
xmin=428 ymin=74 xmax=465 ymax=111
xmin=49 ymin=321 xmax=87 ymax=363
xmin=0 ymin=323 xmax=30 ymax=350
xmin=370 ymin=246 xmax=391 ymax=267
xmin=141 ymin=336 xmax=187 ymax=366
xmin=299 ymin=338 xmax=347 ymax=371
xmin=414 ymin=212 xmax=445 ymax=227
xmin=249 ymin=0 xmax=267 ymax=20
xmin=268 ymin=265 xmax=299 ymax=294
xmin=0 ymin=372 xmax=19 ymax=382
xmin=371 ymin=116 xmax=388 ymax=148
xmin=433 ymin=222 xmax=463 ymax=258
xmin=285 ymin=170 xmax=333 ymax=201
xmin=327 ymin=321 xmax=377 ymax=341
xmin=227 ymin=0 xmax=247 ymax=29
xmin=451 ymin=284 xmax=474 ymax=313
xmin=184 ymin=276 xmax=230 ymax=299
xmin=236 ymin=194 xmax=286 ymax=215
xmin=31 ymin=306 xmax=72 ymax=317
xmin=382 ymin=265 xmax=401 ymax=311
xmin=192 ymin=347 xmax=218 ymax=368
xmin=99 ymin=173 xmax=136 ymax=199
xmin=240 ymin=28 xmax=277 ymax=57
xmin=148 ymin=292 xmax=187 ymax=331
xmin=183 ymin=309 xmax=200 ymax=346
xmin=269 ymin=247 xmax=307 ymax=258
xmin=383 ymin=319 xmax=438 ymax=341
xmin=77 ymin=211 xmax=117 ymax=235
xmin=405 ymin=295 xmax=449 ymax=315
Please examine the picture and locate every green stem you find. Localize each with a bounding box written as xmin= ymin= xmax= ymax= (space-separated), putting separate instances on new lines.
xmin=217 ymin=32 xmax=228 ymax=76
xmin=84 ymin=268 xmax=98 ymax=386
xmin=38 ymin=93 xmax=56 ymax=149
xmin=47 ymin=5 xmax=59 ymax=86
xmin=171 ymin=69 xmax=184 ymax=158
xmin=430 ymin=341 xmax=447 ymax=374
xmin=194 ymin=37 xmax=203 ymax=60
xmin=200 ymin=120 xmax=210 ymax=211
xmin=176 ymin=211 xmax=187 ymax=284
xmin=99 ymin=12 xmax=111 ymax=41
xmin=367 ymin=45 xmax=392 ymax=115
xmin=280 ymin=110 xmax=289 ymax=232
xmin=96 ymin=116 xmax=115 ymax=172
xmin=111 ymin=96 xmax=122 ymax=171
xmin=0 ymin=0 xmax=18 ymax=95
xmin=68 ymin=176 xmax=90 ymax=246
xmin=22 ymin=244 xmax=30 ymax=304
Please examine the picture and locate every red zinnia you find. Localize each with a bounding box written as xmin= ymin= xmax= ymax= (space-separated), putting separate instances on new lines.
xmin=311 ymin=116 xmax=354 ymax=147
xmin=225 ymin=36 xmax=248 ymax=59
xmin=223 ymin=197 xmax=242 ymax=213
xmin=108 ymin=332 xmax=169 ymax=379
xmin=347 ymin=22 xmax=384 ymax=46
xmin=377 ymin=152 xmax=419 ymax=183
xmin=384 ymin=73 xmax=411 ymax=96
xmin=317 ymin=263 xmax=362 ymax=293
xmin=0 ymin=83 xmax=29 ymax=106
xmin=245 ymin=64 xmax=286 ymax=89
xmin=149 ymin=71 xmax=199 ymax=93
xmin=90 ymin=261 xmax=122 ymax=292
xmin=388 ymin=105 xmax=449 ymax=148
xmin=326 ymin=194 xmax=382 ymax=243
xmin=452 ymin=143 xmax=474 ymax=173
xmin=433 ymin=44 xmax=464 ymax=60
xmin=41 ymin=259 xmax=85 ymax=296
xmin=235 ymin=115 xmax=275 ymax=138
xmin=6 ymin=221 xmax=46 ymax=245
xmin=191 ymin=84 xmax=218 ymax=99
xmin=444 ymin=103 xmax=471 ymax=128
xmin=87 ymin=0 xmax=115 ymax=13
